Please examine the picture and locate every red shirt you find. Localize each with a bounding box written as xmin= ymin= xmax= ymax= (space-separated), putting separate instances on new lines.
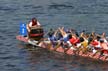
xmin=69 ymin=37 xmax=79 ymax=45
xmin=91 ymin=40 xmax=99 ymax=47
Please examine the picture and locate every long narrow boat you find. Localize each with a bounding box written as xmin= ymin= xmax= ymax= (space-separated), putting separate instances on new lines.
xmin=16 ymin=35 xmax=108 ymax=61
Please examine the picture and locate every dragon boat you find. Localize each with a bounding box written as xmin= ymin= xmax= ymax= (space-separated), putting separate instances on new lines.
xmin=16 ymin=35 xmax=108 ymax=62
xmin=16 ymin=24 xmax=108 ymax=62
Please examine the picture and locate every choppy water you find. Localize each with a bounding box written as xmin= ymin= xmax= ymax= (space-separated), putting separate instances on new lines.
xmin=0 ymin=0 xmax=108 ymax=71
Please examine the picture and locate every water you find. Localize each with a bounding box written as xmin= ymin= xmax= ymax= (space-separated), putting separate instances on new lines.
xmin=0 ymin=0 xmax=108 ymax=71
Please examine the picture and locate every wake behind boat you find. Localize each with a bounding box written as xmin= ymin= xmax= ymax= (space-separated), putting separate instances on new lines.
xmin=16 ymin=18 xmax=108 ymax=62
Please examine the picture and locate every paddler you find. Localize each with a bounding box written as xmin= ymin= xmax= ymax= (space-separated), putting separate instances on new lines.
xmin=26 ymin=18 xmax=41 ymax=33
xmin=57 ymin=27 xmax=71 ymax=52
xmin=47 ymin=29 xmax=59 ymax=49
xmin=100 ymin=39 xmax=108 ymax=56
xmin=77 ymin=36 xmax=88 ymax=54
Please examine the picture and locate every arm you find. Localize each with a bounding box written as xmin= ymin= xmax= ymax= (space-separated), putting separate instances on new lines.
xmin=37 ymin=21 xmax=41 ymax=26
xmin=53 ymin=29 xmax=58 ymax=37
xmin=58 ymin=27 xmax=67 ymax=38
xmin=26 ymin=24 xmax=30 ymax=32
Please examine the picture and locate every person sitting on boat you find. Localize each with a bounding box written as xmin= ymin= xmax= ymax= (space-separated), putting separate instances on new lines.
xmin=69 ymin=33 xmax=80 ymax=46
xmin=47 ymin=29 xmax=58 ymax=42
xmin=47 ymin=28 xmax=54 ymax=40
xmin=58 ymin=27 xmax=76 ymax=52
xmin=100 ymin=39 xmax=108 ymax=56
xmin=58 ymin=27 xmax=69 ymax=43
xmin=67 ymin=34 xmax=78 ymax=50
xmin=47 ymin=29 xmax=59 ymax=48
xmin=100 ymin=39 xmax=108 ymax=50
xmin=26 ymin=18 xmax=41 ymax=33
xmin=57 ymin=32 xmax=63 ymax=41
xmin=90 ymin=36 xmax=103 ymax=56
xmin=77 ymin=36 xmax=88 ymax=54
xmin=101 ymin=32 xmax=107 ymax=43
xmin=91 ymin=36 xmax=101 ymax=49
xmin=38 ymin=29 xmax=59 ymax=49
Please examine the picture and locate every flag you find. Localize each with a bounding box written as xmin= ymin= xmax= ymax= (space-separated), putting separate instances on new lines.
xmin=19 ymin=22 xmax=27 ymax=36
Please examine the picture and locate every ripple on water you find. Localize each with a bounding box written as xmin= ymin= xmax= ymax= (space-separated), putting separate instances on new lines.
xmin=0 ymin=55 xmax=21 ymax=60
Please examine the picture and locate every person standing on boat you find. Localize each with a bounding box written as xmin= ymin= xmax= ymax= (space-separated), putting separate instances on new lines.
xmin=26 ymin=18 xmax=41 ymax=32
